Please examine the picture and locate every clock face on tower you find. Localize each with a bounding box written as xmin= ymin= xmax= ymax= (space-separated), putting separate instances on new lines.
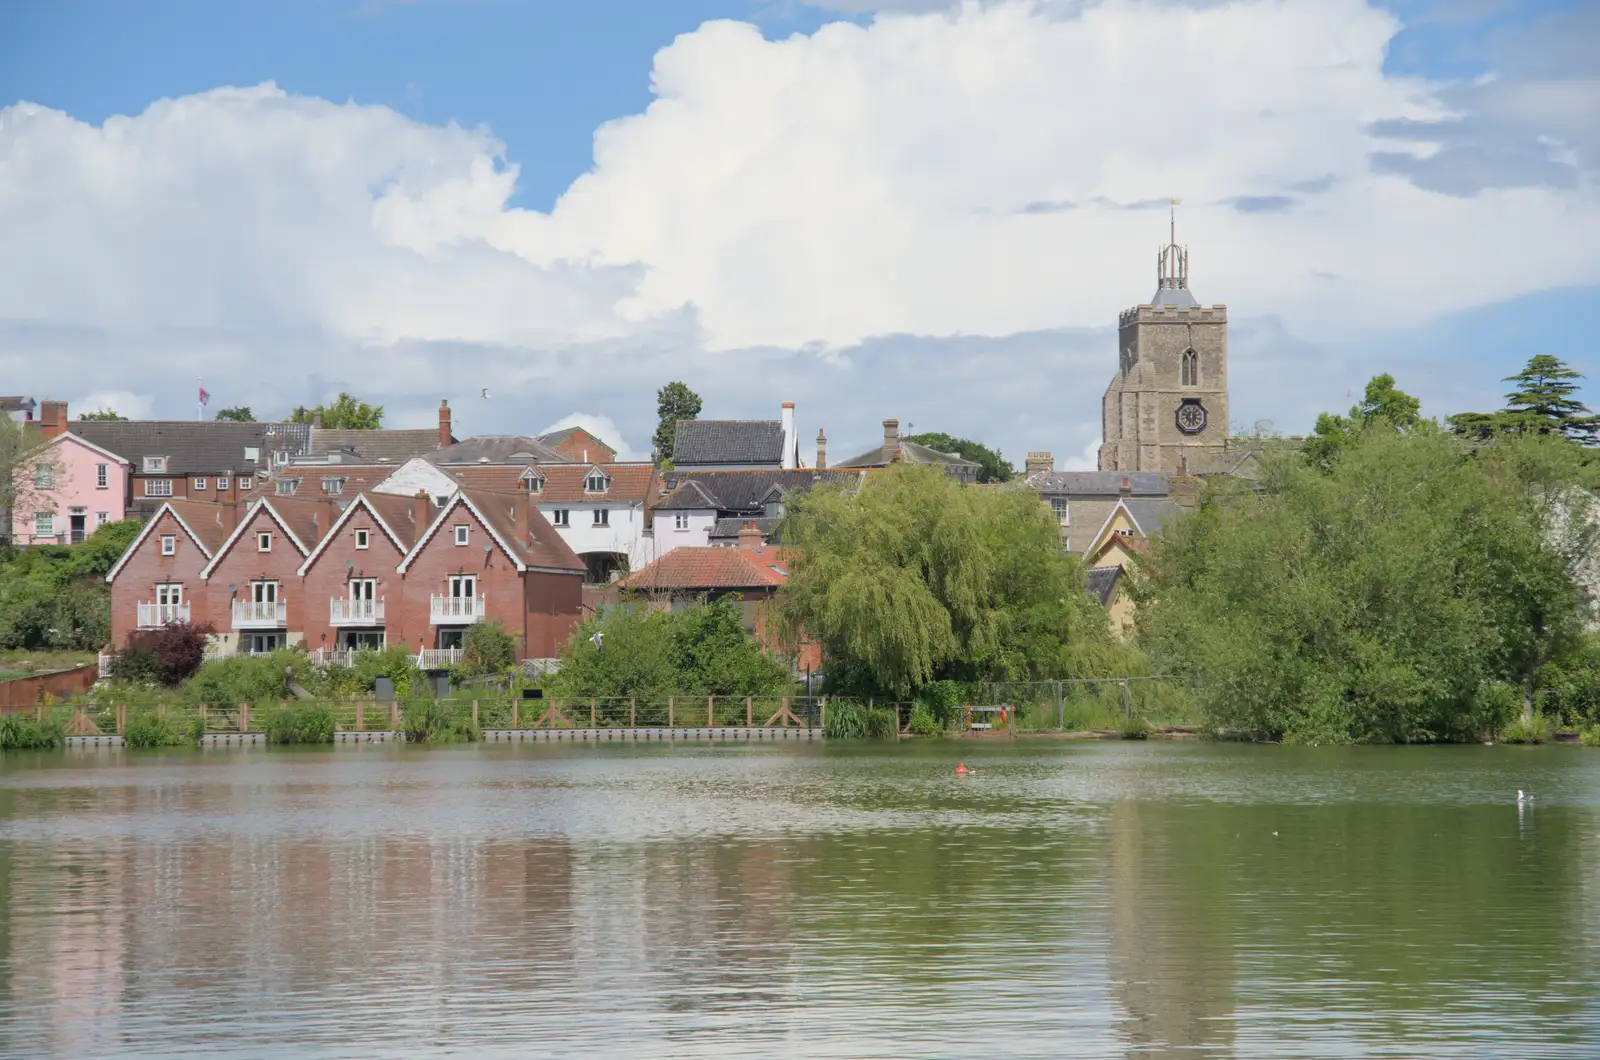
xmin=1176 ymin=400 xmax=1207 ymax=435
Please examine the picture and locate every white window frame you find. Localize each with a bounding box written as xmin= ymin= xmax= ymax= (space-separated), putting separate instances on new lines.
xmin=193 ymin=477 xmax=207 ymax=491
xmin=33 ymin=512 xmax=54 ymax=538
xmin=257 ymin=531 xmax=272 ymax=553
xmin=239 ymin=476 xmax=253 ymax=491
xmin=142 ymin=456 xmax=167 ymax=473
xmin=323 ymin=477 xmax=346 ymax=496
xmin=584 ymin=471 xmax=609 ymax=494
xmin=448 ymin=573 xmax=477 ymax=599
xmin=243 ymin=447 xmax=259 ymax=463
xmin=276 ymin=479 xmax=300 ymax=497
xmin=34 ymin=465 xmax=54 ymax=489
xmin=95 ymin=511 xmax=109 ymax=526
xmin=454 ymin=524 xmax=469 ymax=546
xmin=96 ymin=463 xmax=108 ymax=489
xmin=593 ymin=508 xmax=609 ymax=527
xmin=674 ymin=512 xmax=689 ymax=531
xmin=1050 ymin=498 xmax=1069 ymax=524
xmin=521 ymin=469 xmax=544 ymax=494
xmin=217 ymin=475 xmax=230 ymax=491
xmin=551 ymin=509 xmax=569 ymax=528
xmin=144 ymin=479 xmax=172 ymax=498
xmin=355 ymin=528 xmax=370 ymax=550
xmin=348 ymin=578 xmax=376 ymax=604
xmin=157 ymin=583 xmax=183 ymax=607
xmin=160 ymin=534 xmax=176 ymax=556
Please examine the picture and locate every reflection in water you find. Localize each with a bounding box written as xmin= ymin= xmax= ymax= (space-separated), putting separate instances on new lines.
xmin=0 ymin=743 xmax=1595 ymax=1058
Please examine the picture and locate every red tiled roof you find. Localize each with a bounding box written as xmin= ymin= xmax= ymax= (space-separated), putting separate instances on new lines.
xmin=455 ymin=488 xmax=586 ymax=574
xmin=622 ymin=544 xmax=794 ymax=591
xmin=450 ymin=463 xmax=657 ymax=505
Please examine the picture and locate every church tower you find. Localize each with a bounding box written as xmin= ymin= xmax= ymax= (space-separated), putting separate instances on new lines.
xmin=1098 ymin=208 xmax=1229 ymax=473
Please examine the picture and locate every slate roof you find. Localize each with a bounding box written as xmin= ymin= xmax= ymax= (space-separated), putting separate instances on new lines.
xmin=656 ymin=469 xmax=865 ymax=511
xmin=1025 ymin=471 xmax=1173 ymax=496
xmin=310 ymin=428 xmax=444 ymax=464
xmin=269 ymin=465 xmax=398 ymax=498
xmin=653 ymin=479 xmax=723 ymax=512
xmin=1149 ymin=284 xmax=1199 ymax=309
xmin=1085 ymin=566 xmax=1121 ymax=606
xmin=671 ymin=420 xmax=785 ymax=466
xmin=1122 ymin=498 xmax=1184 ymax=538
xmin=622 ymin=544 xmax=791 ymax=592
xmin=835 ymin=438 xmax=980 ymax=471
xmin=70 ymin=421 xmax=310 ymax=475
xmin=429 ymin=435 xmax=570 ymax=466
xmin=709 ymin=516 xmax=781 ymax=542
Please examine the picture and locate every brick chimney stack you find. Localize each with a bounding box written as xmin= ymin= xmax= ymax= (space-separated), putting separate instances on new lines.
xmin=882 ymin=418 xmax=901 ymax=463
xmin=412 ymin=490 xmax=432 ymax=533
xmin=1025 ymin=451 xmax=1054 ymax=475
xmin=1120 ymin=476 xmax=1132 ymax=497
xmin=816 ymin=428 xmax=827 ymax=470
xmin=312 ymin=408 xmax=324 ymax=429
xmin=738 ymin=521 xmax=763 ymax=549
xmin=38 ymin=400 xmax=67 ymax=440
xmin=438 ymin=399 xmax=452 ymax=448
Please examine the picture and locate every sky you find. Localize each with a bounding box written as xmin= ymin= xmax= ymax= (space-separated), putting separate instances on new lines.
xmin=0 ymin=0 xmax=1596 ymax=467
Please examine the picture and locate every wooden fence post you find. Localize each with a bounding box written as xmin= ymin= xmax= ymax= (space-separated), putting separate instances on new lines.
xmin=630 ymin=697 xmax=636 ymax=727
xmin=356 ymin=698 xmax=365 ymax=732
xmin=746 ymin=697 xmax=753 ymax=727
xmin=820 ymin=696 xmax=827 ymax=730
xmin=591 ymin=698 xmax=597 ymax=728
xmin=512 ymin=699 xmax=519 ymax=727
xmin=390 ymin=701 xmax=400 ymax=730
xmin=708 ymin=696 xmax=715 ymax=728
xmin=239 ymin=701 xmax=250 ymax=733
xmin=472 ymin=699 xmax=479 ymax=726
xmin=668 ymin=696 xmax=674 ymax=728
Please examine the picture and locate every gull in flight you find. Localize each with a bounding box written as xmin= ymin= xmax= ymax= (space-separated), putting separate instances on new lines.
xmin=481 ymin=388 xmax=491 ymax=399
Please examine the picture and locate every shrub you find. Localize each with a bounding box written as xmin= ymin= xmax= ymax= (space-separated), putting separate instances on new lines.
xmin=906 ymin=701 xmax=944 ymax=736
xmin=262 ymin=704 xmax=336 ymax=745
xmin=111 ymin=621 xmax=214 ymax=686
xmin=1119 ymin=716 xmax=1152 ymax=740
xmin=123 ymin=712 xmax=193 ymax=748
xmin=1580 ymin=726 xmax=1600 ymax=748
xmin=0 ymin=714 xmax=66 ymax=750
xmin=401 ymin=698 xmax=480 ymax=744
xmin=460 ymin=621 xmax=517 ymax=677
xmin=1500 ymin=712 xmax=1556 ymax=745
xmin=185 ymin=649 xmax=313 ymax=707
xmin=915 ymin=680 xmax=966 ymax=727
xmin=823 ymin=700 xmax=898 ymax=740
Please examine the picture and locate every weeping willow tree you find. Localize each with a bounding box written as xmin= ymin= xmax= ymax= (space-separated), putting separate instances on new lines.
xmin=772 ymin=463 xmax=1125 ymax=699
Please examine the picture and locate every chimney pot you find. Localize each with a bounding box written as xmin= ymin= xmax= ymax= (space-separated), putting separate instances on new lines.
xmin=738 ymin=522 xmax=763 ymax=549
xmin=1025 ymin=450 xmax=1055 ymax=475
xmin=816 ymin=428 xmax=828 ymax=470
xmin=38 ymin=400 xmax=68 ymax=440
xmin=882 ymin=419 xmax=901 ymax=463
xmin=312 ymin=408 xmax=324 ymax=429
xmin=438 ymin=399 xmax=452 ymax=449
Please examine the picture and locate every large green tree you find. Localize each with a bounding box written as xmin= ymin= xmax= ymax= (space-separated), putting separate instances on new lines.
xmin=0 ymin=519 xmax=141 ymax=650
xmin=651 ymin=381 xmax=702 ymax=465
xmin=214 ymin=406 xmax=254 ymax=422
xmin=290 ymin=393 xmax=383 ymax=429
xmin=1449 ymin=355 xmax=1599 ymax=444
xmin=1301 ymin=374 xmax=1425 ymax=471
xmin=1138 ymin=429 xmax=1594 ymax=742
xmin=772 ymin=462 xmax=1123 ymax=699
xmin=904 ymin=432 xmax=1014 ymax=483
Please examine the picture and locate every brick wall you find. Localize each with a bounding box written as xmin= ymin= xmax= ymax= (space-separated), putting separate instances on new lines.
xmin=0 ymin=665 xmax=98 ymax=712
xmin=109 ymin=509 xmax=216 ymax=646
xmin=201 ymin=508 xmax=310 ymax=651
xmin=300 ymin=512 xmax=411 ymax=653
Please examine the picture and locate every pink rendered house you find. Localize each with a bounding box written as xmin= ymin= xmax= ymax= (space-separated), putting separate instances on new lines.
xmin=11 ymin=432 xmax=132 ymax=544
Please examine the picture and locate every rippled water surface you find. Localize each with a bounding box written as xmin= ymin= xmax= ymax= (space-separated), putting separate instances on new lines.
xmin=1 ymin=741 xmax=1597 ymax=1058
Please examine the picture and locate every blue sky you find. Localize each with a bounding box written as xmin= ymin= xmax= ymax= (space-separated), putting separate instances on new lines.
xmin=1 ymin=0 xmax=1596 ymax=464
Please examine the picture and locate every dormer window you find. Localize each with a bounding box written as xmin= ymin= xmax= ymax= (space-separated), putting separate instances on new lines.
xmin=142 ymin=456 xmax=167 ymax=473
xmin=322 ymin=477 xmax=346 ymax=496
xmin=584 ymin=469 xmax=609 ymax=494
xmin=520 ymin=468 xmax=545 ymax=494
xmin=244 ymin=447 xmax=259 ymax=463
xmin=276 ymin=478 xmax=300 ymax=496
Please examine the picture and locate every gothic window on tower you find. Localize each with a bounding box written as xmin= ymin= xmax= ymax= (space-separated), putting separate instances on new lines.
xmin=1181 ymin=349 xmax=1199 ymax=387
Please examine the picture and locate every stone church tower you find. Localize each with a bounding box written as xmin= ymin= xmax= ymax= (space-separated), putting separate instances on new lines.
xmin=1098 ymin=213 xmax=1229 ymax=473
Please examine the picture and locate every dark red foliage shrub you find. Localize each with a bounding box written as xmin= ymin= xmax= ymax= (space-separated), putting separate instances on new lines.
xmin=111 ymin=621 xmax=215 ymax=687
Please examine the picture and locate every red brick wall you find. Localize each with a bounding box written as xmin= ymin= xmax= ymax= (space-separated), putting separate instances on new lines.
xmin=548 ymin=428 xmax=617 ymax=463
xmin=109 ymin=509 xmax=215 ymax=647
xmin=523 ymin=569 xmax=583 ymax=658
xmin=201 ymin=508 xmax=310 ymax=639
xmin=300 ymin=512 xmax=410 ymax=653
xmin=0 ymin=665 xmax=99 ymax=712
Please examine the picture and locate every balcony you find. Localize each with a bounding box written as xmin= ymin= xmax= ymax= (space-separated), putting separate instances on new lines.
xmin=136 ymin=601 xmax=191 ymax=629
xmin=417 ymin=648 xmax=463 ymax=668
xmin=430 ymin=594 xmax=486 ymax=624
xmin=231 ymin=599 xmax=287 ymax=629
xmin=330 ymin=598 xmax=385 ymax=626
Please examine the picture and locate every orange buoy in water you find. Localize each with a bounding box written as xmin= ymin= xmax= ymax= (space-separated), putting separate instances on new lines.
xmin=956 ymin=763 xmax=969 ymax=775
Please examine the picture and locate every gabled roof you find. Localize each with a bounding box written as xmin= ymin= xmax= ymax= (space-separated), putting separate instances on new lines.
xmin=1024 ymin=470 xmax=1173 ymax=497
xmin=70 ymin=421 xmax=309 ymax=475
xmin=397 ymin=488 xmax=585 ymax=575
xmin=296 ymin=493 xmax=412 ymax=574
xmin=310 ymin=428 xmax=444 ymax=464
xmin=429 ymin=435 xmax=569 ymax=466
xmin=671 ymin=420 xmax=784 ymax=466
xmin=536 ymin=427 xmax=618 ymax=461
xmin=199 ymin=498 xmax=316 ymax=578
xmin=35 ymin=430 xmax=133 ymax=467
xmin=449 ymin=462 xmax=657 ymax=504
xmin=654 ymin=479 xmax=721 ymax=512
xmin=1084 ymin=497 xmax=1185 ymax=558
xmin=708 ymin=516 xmax=782 ymax=542
xmin=656 ymin=469 xmax=865 ymax=511
xmin=622 ymin=544 xmax=792 ymax=592
xmin=104 ymin=499 xmax=230 ymax=582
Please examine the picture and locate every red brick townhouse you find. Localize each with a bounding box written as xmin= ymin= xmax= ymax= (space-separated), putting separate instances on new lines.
xmin=106 ymin=488 xmax=586 ymax=665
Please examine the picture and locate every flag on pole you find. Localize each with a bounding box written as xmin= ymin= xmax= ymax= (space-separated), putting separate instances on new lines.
xmin=198 ymin=386 xmax=210 ymax=406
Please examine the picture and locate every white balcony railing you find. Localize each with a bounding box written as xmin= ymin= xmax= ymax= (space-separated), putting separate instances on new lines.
xmin=429 ymin=594 xmax=486 ymax=624
xmin=98 ymin=650 xmax=113 ymax=679
xmin=231 ymin=599 xmax=287 ymax=628
xmin=313 ymin=648 xmax=356 ymax=667
xmin=417 ymin=648 xmax=463 ymax=668
xmin=136 ymin=601 xmax=191 ymax=629
xmin=329 ymin=598 xmax=385 ymax=626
